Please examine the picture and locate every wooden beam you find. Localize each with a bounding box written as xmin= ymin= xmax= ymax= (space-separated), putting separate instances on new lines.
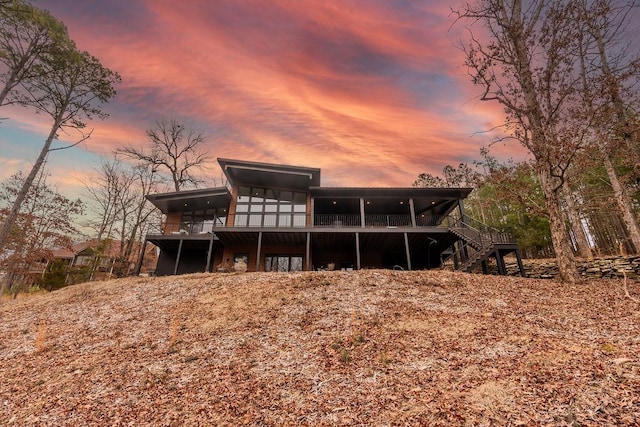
xmin=355 ymin=232 xmax=361 ymax=270
xmin=360 ymin=198 xmax=366 ymax=228
xmin=409 ymin=198 xmax=416 ymax=228
xmin=404 ymin=232 xmax=412 ymax=271
xmin=174 ymin=239 xmax=183 ymax=275
xmin=205 ymin=233 xmax=215 ymax=273
xmin=256 ymin=231 xmax=263 ymax=272
xmin=306 ymin=232 xmax=311 ymax=271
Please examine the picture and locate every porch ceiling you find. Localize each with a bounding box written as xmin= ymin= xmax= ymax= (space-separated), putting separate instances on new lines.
xmin=213 ymin=230 xmax=308 ymax=247
xmin=146 ymin=188 xmax=231 ymax=214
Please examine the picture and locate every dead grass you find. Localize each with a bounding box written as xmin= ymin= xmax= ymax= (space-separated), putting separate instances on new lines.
xmin=1 ymin=270 xmax=639 ymax=425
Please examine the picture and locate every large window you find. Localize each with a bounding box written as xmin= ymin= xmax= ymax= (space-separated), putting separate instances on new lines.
xmin=234 ymin=186 xmax=306 ymax=227
xmin=265 ymin=255 xmax=303 ymax=272
xmin=180 ymin=208 xmax=227 ymax=233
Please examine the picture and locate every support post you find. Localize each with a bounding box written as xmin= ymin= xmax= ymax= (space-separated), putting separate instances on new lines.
xmin=355 ymin=232 xmax=361 ymax=270
xmin=256 ymin=231 xmax=263 ymax=272
xmin=205 ymin=233 xmax=215 ymax=272
xmin=306 ymin=232 xmax=311 ymax=271
xmin=360 ymin=198 xmax=366 ymax=228
xmin=404 ymin=232 xmax=412 ymax=270
xmin=310 ymin=197 xmax=314 ymax=227
xmin=515 ymin=249 xmax=526 ymax=277
xmin=481 ymin=260 xmax=488 ymax=274
xmin=495 ymin=250 xmax=506 ymax=275
xmin=409 ymin=198 xmax=416 ymax=228
xmin=135 ymin=239 xmax=147 ymax=275
xmin=458 ymin=198 xmax=466 ymax=221
xmin=174 ymin=239 xmax=183 ymax=275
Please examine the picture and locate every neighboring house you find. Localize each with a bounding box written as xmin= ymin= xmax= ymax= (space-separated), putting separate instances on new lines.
xmin=140 ymin=158 xmax=524 ymax=276
xmin=53 ymin=239 xmax=156 ymax=280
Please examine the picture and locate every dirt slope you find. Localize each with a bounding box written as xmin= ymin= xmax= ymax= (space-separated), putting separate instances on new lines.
xmin=1 ymin=270 xmax=639 ymax=426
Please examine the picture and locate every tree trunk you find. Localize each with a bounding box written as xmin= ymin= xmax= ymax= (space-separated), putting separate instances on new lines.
xmin=561 ymin=183 xmax=592 ymax=258
xmin=603 ymin=155 xmax=640 ymax=252
xmin=0 ymin=116 xmax=61 ymax=252
xmin=538 ymin=166 xmax=581 ymax=283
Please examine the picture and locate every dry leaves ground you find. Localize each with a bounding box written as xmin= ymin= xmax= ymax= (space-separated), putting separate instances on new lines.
xmin=0 ymin=270 xmax=639 ymax=426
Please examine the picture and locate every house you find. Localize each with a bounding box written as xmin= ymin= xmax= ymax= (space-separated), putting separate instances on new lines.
xmin=53 ymin=239 xmax=156 ymax=280
xmin=139 ymin=158 xmax=524 ymax=276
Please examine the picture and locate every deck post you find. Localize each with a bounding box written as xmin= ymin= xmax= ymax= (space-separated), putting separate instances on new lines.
xmin=256 ymin=231 xmax=263 ymax=272
xmin=404 ymin=232 xmax=412 ymax=270
xmin=495 ymin=250 xmax=506 ymax=275
xmin=360 ymin=198 xmax=366 ymax=228
xmin=355 ymin=232 xmax=361 ymax=270
xmin=174 ymin=238 xmax=183 ymax=275
xmin=515 ymin=249 xmax=526 ymax=277
xmin=134 ymin=239 xmax=147 ymax=275
xmin=409 ymin=198 xmax=416 ymax=227
xmin=205 ymin=233 xmax=215 ymax=272
xmin=306 ymin=232 xmax=311 ymax=271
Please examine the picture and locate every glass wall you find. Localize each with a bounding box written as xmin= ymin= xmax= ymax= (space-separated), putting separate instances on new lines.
xmin=234 ymin=186 xmax=306 ymax=227
xmin=265 ymin=255 xmax=303 ymax=272
xmin=180 ymin=208 xmax=227 ymax=233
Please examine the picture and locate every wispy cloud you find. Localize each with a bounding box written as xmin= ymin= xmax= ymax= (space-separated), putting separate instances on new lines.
xmin=7 ymin=0 xmax=524 ymax=192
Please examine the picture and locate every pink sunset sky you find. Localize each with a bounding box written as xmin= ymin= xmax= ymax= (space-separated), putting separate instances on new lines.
xmin=1 ymin=0 xmax=522 ymax=196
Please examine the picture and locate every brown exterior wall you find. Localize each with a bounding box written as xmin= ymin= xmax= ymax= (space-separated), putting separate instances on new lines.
xmin=227 ymin=185 xmax=239 ymax=227
xmin=164 ymin=212 xmax=182 ymax=234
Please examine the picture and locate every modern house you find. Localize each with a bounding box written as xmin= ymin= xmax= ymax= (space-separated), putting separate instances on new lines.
xmin=139 ymin=158 xmax=524 ymax=276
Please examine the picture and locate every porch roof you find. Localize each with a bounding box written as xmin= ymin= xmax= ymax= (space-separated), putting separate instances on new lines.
xmin=146 ymin=187 xmax=231 ymax=214
xmin=218 ymin=158 xmax=321 ymax=190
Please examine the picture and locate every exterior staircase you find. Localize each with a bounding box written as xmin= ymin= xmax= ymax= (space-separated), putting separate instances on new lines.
xmin=444 ymin=216 xmax=518 ymax=273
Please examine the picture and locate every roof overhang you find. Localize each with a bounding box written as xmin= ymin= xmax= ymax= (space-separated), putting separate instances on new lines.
xmin=310 ymin=187 xmax=472 ymax=199
xmin=146 ymin=187 xmax=231 ymax=214
xmin=310 ymin=187 xmax=472 ymax=218
xmin=218 ymin=158 xmax=321 ymax=190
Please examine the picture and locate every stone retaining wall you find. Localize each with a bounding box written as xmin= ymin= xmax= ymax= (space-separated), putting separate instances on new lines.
xmin=502 ymin=256 xmax=640 ymax=279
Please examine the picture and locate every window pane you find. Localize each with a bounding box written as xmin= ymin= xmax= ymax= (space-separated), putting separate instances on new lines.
xmin=264 ymin=204 xmax=277 ymax=213
xmin=280 ymin=192 xmax=293 ymax=203
xmin=279 ymin=204 xmax=292 ymax=212
xmin=215 ymin=215 xmax=226 ymax=226
xmin=293 ymin=204 xmax=306 ymax=212
xmin=235 ymin=204 xmax=248 ymax=212
xmin=294 ymin=193 xmax=306 ymax=204
xmin=265 ymin=189 xmax=277 ymax=203
xmin=290 ymin=257 xmax=303 ymax=271
xmin=249 ymin=214 xmax=262 ymax=227
xmin=292 ymin=214 xmax=306 ymax=227
xmin=237 ymin=186 xmax=250 ymax=202
xmin=250 ymin=204 xmax=263 ymax=213
xmin=278 ymin=214 xmax=291 ymax=227
xmin=263 ymin=214 xmax=277 ymax=227
xmin=277 ymin=257 xmax=290 ymax=272
xmin=251 ymin=188 xmax=264 ymax=202
xmin=265 ymin=256 xmax=273 ymax=272
xmin=234 ymin=214 xmax=247 ymax=227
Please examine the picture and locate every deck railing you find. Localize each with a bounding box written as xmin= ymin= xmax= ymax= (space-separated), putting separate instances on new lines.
xmin=313 ymin=214 xmax=361 ymax=227
xmin=147 ymin=213 xmax=449 ymax=235
xmin=364 ymin=214 xmax=412 ymax=227
xmin=148 ymin=220 xmax=225 ymax=236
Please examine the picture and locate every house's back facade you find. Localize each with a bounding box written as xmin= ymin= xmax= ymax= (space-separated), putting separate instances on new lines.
xmin=141 ymin=158 xmax=523 ymax=276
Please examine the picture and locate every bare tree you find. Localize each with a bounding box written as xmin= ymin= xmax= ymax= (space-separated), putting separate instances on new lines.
xmin=84 ymin=154 xmax=162 ymax=277
xmin=454 ymin=0 xmax=597 ymax=282
xmin=577 ymin=0 xmax=640 ymax=252
xmin=118 ymin=118 xmax=211 ymax=191
xmin=0 ymin=46 xmax=120 ymax=254
xmin=0 ymin=170 xmax=83 ymax=292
